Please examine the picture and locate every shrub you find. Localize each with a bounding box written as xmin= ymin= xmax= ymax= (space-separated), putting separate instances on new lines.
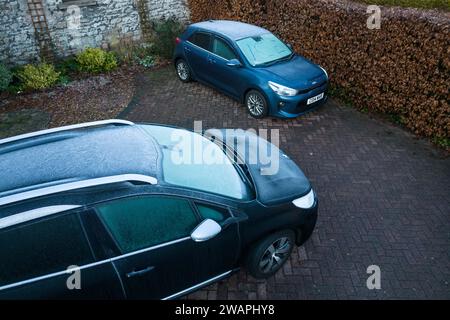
xmin=17 ymin=63 xmax=60 ymax=90
xmin=76 ymin=48 xmax=118 ymax=74
xmin=103 ymin=51 xmax=118 ymax=71
xmin=0 ymin=63 xmax=12 ymax=91
xmin=150 ymin=18 xmax=185 ymax=59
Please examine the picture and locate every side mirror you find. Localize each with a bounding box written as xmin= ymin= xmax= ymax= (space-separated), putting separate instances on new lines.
xmin=191 ymin=219 xmax=222 ymax=242
xmin=226 ymin=59 xmax=242 ymax=68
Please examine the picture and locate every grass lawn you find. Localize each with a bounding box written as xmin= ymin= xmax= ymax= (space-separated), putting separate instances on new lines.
xmin=355 ymin=0 xmax=449 ymax=10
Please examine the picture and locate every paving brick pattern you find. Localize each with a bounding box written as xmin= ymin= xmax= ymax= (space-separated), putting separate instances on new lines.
xmin=121 ymin=67 xmax=450 ymax=299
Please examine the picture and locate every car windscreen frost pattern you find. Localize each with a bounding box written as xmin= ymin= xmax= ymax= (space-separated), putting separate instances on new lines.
xmin=0 ymin=213 xmax=94 ymax=287
xmin=236 ymin=33 xmax=291 ymax=66
xmin=140 ymin=125 xmax=252 ymax=200
xmin=97 ymin=197 xmax=198 ymax=253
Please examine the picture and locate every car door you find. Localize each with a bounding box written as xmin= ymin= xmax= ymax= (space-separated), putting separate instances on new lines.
xmin=185 ymin=31 xmax=212 ymax=81
xmin=94 ymin=195 xmax=240 ymax=299
xmin=190 ymin=201 xmax=243 ymax=280
xmin=0 ymin=208 xmax=124 ymax=299
xmin=207 ymin=35 xmax=243 ymax=98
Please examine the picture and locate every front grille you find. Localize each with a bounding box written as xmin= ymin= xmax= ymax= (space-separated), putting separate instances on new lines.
xmin=297 ymin=80 xmax=327 ymax=95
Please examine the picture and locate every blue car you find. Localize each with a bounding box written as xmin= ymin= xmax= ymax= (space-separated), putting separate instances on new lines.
xmin=174 ymin=20 xmax=329 ymax=118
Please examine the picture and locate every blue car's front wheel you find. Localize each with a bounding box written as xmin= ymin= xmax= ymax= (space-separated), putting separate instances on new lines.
xmin=245 ymin=90 xmax=269 ymax=119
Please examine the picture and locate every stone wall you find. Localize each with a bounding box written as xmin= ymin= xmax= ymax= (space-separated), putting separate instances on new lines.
xmin=0 ymin=1 xmax=40 ymax=64
xmin=0 ymin=0 xmax=190 ymax=65
xmin=147 ymin=0 xmax=190 ymax=21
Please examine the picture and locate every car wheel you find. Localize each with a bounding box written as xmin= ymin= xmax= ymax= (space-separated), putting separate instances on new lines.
xmin=176 ymin=59 xmax=192 ymax=82
xmin=245 ymin=90 xmax=269 ymax=118
xmin=246 ymin=230 xmax=295 ymax=279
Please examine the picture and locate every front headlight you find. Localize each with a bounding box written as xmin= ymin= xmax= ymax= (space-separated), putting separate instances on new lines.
xmin=319 ymin=66 xmax=328 ymax=79
xmin=268 ymin=81 xmax=298 ymax=97
xmin=292 ymin=189 xmax=315 ymax=209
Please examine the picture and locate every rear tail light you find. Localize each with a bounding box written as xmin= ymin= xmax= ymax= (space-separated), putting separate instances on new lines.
xmin=175 ymin=37 xmax=181 ymax=44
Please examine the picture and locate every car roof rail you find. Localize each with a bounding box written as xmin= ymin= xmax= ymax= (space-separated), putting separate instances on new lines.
xmin=0 ymin=174 xmax=158 ymax=207
xmin=0 ymin=119 xmax=135 ymax=146
xmin=0 ymin=205 xmax=82 ymax=229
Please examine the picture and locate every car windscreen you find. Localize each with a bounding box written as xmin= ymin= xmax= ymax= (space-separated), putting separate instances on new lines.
xmin=236 ymin=33 xmax=292 ymax=67
xmin=139 ymin=125 xmax=253 ymax=200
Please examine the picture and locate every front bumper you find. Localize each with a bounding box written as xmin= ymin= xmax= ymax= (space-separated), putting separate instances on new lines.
xmin=266 ymin=82 xmax=329 ymax=118
xmin=294 ymin=197 xmax=318 ymax=246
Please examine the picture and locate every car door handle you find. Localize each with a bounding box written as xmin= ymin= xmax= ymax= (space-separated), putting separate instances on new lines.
xmin=126 ymin=266 xmax=154 ymax=278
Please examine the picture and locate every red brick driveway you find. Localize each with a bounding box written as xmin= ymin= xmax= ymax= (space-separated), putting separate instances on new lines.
xmin=120 ymin=66 xmax=450 ymax=299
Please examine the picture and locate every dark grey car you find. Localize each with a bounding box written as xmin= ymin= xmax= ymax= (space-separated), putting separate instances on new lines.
xmin=0 ymin=119 xmax=318 ymax=299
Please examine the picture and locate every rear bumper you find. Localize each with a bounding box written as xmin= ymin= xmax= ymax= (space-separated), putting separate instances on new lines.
xmin=266 ymin=82 xmax=329 ymax=118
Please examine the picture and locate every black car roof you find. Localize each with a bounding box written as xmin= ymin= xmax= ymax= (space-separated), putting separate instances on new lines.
xmin=0 ymin=124 xmax=161 ymax=199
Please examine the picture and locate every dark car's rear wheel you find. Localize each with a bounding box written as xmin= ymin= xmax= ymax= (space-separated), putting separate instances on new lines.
xmin=245 ymin=90 xmax=269 ymax=118
xmin=246 ymin=230 xmax=295 ymax=279
xmin=176 ymin=59 xmax=192 ymax=82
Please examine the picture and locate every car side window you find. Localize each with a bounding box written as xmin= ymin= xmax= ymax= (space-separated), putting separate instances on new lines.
xmin=212 ymin=37 xmax=237 ymax=60
xmin=0 ymin=212 xmax=94 ymax=287
xmin=97 ymin=196 xmax=199 ymax=254
xmin=188 ymin=32 xmax=211 ymax=51
xmin=196 ymin=203 xmax=230 ymax=224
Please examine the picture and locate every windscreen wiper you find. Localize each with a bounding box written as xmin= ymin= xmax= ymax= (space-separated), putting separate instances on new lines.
xmin=258 ymin=52 xmax=295 ymax=67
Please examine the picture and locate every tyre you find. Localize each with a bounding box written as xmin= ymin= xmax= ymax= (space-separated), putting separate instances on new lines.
xmin=246 ymin=230 xmax=295 ymax=279
xmin=245 ymin=90 xmax=269 ymax=118
xmin=176 ymin=59 xmax=192 ymax=82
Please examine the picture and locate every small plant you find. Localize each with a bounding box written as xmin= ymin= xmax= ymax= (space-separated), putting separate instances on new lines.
xmin=112 ymin=37 xmax=141 ymax=64
xmin=433 ymin=136 xmax=450 ymax=149
xmin=0 ymin=63 xmax=12 ymax=91
xmin=57 ymin=74 xmax=71 ymax=86
xmin=112 ymin=40 xmax=157 ymax=68
xmin=76 ymin=48 xmax=118 ymax=74
xmin=135 ymin=55 xmax=156 ymax=68
xmin=388 ymin=113 xmax=405 ymax=125
xmin=150 ymin=18 xmax=185 ymax=59
xmin=55 ymin=57 xmax=79 ymax=75
xmin=17 ymin=63 xmax=60 ymax=90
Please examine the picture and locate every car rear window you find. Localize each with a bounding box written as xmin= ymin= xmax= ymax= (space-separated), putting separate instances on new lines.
xmin=188 ymin=32 xmax=211 ymax=51
xmin=0 ymin=212 xmax=94 ymax=287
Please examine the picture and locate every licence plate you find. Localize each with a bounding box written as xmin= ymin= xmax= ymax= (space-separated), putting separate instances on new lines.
xmin=307 ymin=93 xmax=324 ymax=105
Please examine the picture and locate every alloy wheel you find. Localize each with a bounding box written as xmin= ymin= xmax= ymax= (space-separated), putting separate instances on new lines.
xmin=258 ymin=237 xmax=292 ymax=274
xmin=247 ymin=93 xmax=265 ymax=116
xmin=177 ymin=61 xmax=189 ymax=81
